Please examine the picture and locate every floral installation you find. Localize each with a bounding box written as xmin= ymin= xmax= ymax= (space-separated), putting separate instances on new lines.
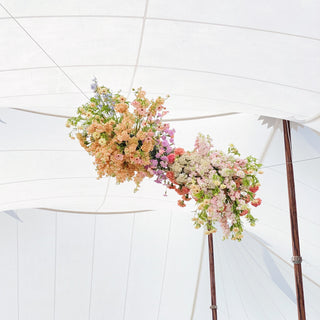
xmin=66 ymin=78 xmax=175 ymax=190
xmin=166 ymin=134 xmax=263 ymax=241
xmin=68 ymin=80 xmax=262 ymax=240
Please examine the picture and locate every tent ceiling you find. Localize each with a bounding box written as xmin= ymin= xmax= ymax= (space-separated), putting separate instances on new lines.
xmin=0 ymin=1 xmax=320 ymax=319
xmin=0 ymin=1 xmax=319 ymax=128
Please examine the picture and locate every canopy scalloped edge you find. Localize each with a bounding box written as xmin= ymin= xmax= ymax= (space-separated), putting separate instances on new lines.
xmin=10 ymin=107 xmax=320 ymax=133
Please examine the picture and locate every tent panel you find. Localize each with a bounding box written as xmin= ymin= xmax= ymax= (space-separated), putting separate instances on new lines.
xmin=0 ymin=19 xmax=54 ymax=70
xmin=148 ymin=0 xmax=320 ymax=39
xmin=54 ymin=212 xmax=95 ymax=320
xmin=140 ymin=20 xmax=320 ymax=92
xmin=133 ymin=67 xmax=320 ymax=120
xmin=17 ymin=17 xmax=143 ymax=66
xmin=17 ymin=209 xmax=56 ymax=319
xmin=0 ymin=0 xmax=146 ymax=17
xmin=0 ymin=213 xmax=18 ymax=319
xmin=86 ymin=213 xmax=134 ymax=320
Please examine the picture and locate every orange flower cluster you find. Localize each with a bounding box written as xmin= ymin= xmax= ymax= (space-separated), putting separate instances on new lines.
xmin=77 ymin=119 xmax=155 ymax=187
xmin=68 ymin=83 xmax=172 ymax=189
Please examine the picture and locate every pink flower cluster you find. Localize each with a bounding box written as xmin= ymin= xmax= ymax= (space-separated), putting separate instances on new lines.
xmin=166 ymin=134 xmax=263 ymax=241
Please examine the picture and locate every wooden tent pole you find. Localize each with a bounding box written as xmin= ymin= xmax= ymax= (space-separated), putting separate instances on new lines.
xmin=282 ymin=120 xmax=306 ymax=320
xmin=208 ymin=233 xmax=218 ymax=320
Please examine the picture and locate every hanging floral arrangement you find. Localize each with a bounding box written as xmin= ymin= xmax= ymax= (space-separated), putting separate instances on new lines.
xmin=67 ymin=80 xmax=262 ymax=240
xmin=67 ymin=78 xmax=175 ymax=190
xmin=166 ymin=134 xmax=262 ymax=241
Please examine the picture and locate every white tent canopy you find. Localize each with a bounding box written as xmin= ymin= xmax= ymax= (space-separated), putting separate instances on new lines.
xmin=0 ymin=1 xmax=319 ymax=319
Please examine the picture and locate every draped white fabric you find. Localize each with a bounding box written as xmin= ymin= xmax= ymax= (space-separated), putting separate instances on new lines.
xmin=0 ymin=1 xmax=320 ymax=319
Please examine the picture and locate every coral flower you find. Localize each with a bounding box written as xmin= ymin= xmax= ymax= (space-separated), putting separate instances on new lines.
xmin=168 ymin=153 xmax=175 ymax=164
xmin=175 ymin=189 xmax=185 ymax=195
xmin=181 ymin=186 xmax=190 ymax=195
xmin=240 ymin=209 xmax=249 ymax=216
xmin=174 ymin=148 xmax=185 ymax=156
xmin=166 ymin=171 xmax=175 ymax=181
xmin=178 ymin=200 xmax=186 ymax=207
xmin=249 ymin=185 xmax=259 ymax=193
xmin=251 ymin=198 xmax=262 ymax=207
xmin=182 ymin=195 xmax=192 ymax=201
